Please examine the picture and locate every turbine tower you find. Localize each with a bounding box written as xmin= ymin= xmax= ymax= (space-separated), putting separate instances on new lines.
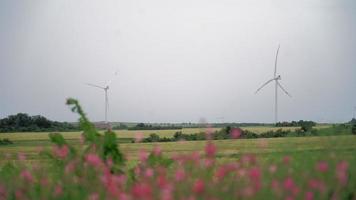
xmin=255 ymin=45 xmax=291 ymax=124
xmin=86 ymin=72 xmax=118 ymax=127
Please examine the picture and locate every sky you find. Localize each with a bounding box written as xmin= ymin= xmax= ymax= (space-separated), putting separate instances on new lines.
xmin=0 ymin=0 xmax=355 ymax=123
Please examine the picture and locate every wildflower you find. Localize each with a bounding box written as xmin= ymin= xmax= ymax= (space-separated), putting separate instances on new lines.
xmin=132 ymin=183 xmax=152 ymax=198
xmin=175 ymin=169 xmax=186 ymax=181
xmin=305 ymin=191 xmax=314 ymax=200
xmin=53 ymin=145 xmax=69 ymax=159
xmin=336 ymin=160 xmax=349 ymax=185
xmin=18 ymin=152 xmax=26 ymax=161
xmin=283 ymin=177 xmax=295 ymax=191
xmin=20 ymin=169 xmax=33 ymax=182
xmin=153 ymin=145 xmax=162 ymax=156
xmin=85 ymin=153 xmax=102 ymax=167
xmin=88 ymin=193 xmax=99 ymax=200
xmin=193 ymin=179 xmax=205 ymax=194
xmin=283 ymin=156 xmax=291 ymax=165
xmin=135 ymin=132 xmax=144 ymax=143
xmin=269 ymin=164 xmax=277 ymax=174
xmin=145 ymin=168 xmax=154 ymax=178
xmin=315 ymin=161 xmax=328 ymax=172
xmin=0 ymin=184 xmax=6 ymax=198
xmin=54 ymin=185 xmax=63 ymax=196
xmin=205 ymin=142 xmax=216 ymax=157
xmin=230 ymin=128 xmax=242 ymax=139
xmin=139 ymin=150 xmax=149 ymax=162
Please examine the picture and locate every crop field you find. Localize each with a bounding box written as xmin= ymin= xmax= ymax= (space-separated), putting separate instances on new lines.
xmin=1 ymin=124 xmax=354 ymax=199
xmin=0 ymin=125 xmax=330 ymax=142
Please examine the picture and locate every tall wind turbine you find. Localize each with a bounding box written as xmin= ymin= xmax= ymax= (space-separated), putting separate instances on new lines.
xmin=86 ymin=72 xmax=118 ymax=126
xmin=255 ymin=45 xmax=291 ymax=124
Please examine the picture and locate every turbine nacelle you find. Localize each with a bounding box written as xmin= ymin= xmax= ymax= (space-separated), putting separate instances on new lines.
xmin=275 ymin=75 xmax=281 ymax=81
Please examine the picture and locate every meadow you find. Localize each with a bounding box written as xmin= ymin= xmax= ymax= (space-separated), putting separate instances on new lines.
xmin=0 ymin=99 xmax=354 ymax=199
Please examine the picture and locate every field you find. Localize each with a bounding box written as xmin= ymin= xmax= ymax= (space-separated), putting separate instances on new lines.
xmin=0 ymin=125 xmax=349 ymax=164
xmin=1 ymin=125 xmax=355 ymax=199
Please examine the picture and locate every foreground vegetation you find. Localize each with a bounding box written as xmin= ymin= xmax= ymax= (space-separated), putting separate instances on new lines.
xmin=0 ymin=99 xmax=355 ymax=199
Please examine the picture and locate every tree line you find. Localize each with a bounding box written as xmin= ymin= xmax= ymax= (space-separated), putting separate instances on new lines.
xmin=0 ymin=113 xmax=79 ymax=132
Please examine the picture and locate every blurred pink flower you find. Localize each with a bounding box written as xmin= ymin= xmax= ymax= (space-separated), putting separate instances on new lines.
xmin=230 ymin=128 xmax=242 ymax=139
xmin=135 ymin=132 xmax=144 ymax=143
xmin=305 ymin=191 xmax=314 ymax=200
xmin=145 ymin=168 xmax=154 ymax=178
xmin=54 ymin=185 xmax=63 ymax=196
xmin=175 ymin=169 xmax=186 ymax=181
xmin=139 ymin=150 xmax=149 ymax=162
xmin=153 ymin=145 xmax=162 ymax=156
xmin=0 ymin=184 xmax=6 ymax=198
xmin=53 ymin=145 xmax=69 ymax=159
xmin=205 ymin=142 xmax=216 ymax=157
xmin=269 ymin=165 xmax=277 ymax=174
xmin=18 ymin=152 xmax=26 ymax=161
xmin=283 ymin=177 xmax=295 ymax=191
xmin=20 ymin=169 xmax=33 ymax=182
xmin=283 ymin=156 xmax=291 ymax=165
xmin=88 ymin=193 xmax=99 ymax=200
xmin=205 ymin=125 xmax=214 ymax=140
xmin=315 ymin=161 xmax=328 ymax=172
xmin=193 ymin=179 xmax=205 ymax=194
xmin=308 ymin=179 xmax=326 ymax=193
xmin=85 ymin=153 xmax=102 ymax=167
xmin=336 ymin=160 xmax=349 ymax=185
xmin=132 ymin=183 xmax=152 ymax=199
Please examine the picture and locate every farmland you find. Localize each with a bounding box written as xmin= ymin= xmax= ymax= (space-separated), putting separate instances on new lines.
xmin=1 ymin=122 xmax=355 ymax=199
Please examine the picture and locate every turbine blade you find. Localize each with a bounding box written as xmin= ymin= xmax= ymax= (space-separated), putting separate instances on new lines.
xmin=277 ymin=81 xmax=292 ymax=97
xmin=274 ymin=45 xmax=280 ymax=78
xmin=86 ymin=83 xmax=106 ymax=89
xmin=255 ymin=78 xmax=275 ymax=94
xmin=105 ymin=71 xmax=118 ymax=87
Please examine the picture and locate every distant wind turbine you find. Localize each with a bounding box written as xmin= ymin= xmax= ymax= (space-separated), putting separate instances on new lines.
xmin=86 ymin=71 xmax=118 ymax=126
xmin=255 ymin=45 xmax=291 ymax=124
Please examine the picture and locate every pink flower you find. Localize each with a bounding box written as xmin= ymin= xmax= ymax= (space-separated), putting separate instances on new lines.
xmin=308 ymin=179 xmax=326 ymax=193
xmin=65 ymin=161 xmax=76 ymax=174
xmin=53 ymin=145 xmax=69 ymax=159
xmin=0 ymin=184 xmax=6 ymax=198
xmin=20 ymin=169 xmax=33 ymax=182
xmin=135 ymin=132 xmax=144 ymax=143
xmin=18 ymin=153 xmax=26 ymax=161
xmin=269 ymin=165 xmax=277 ymax=174
xmin=205 ymin=142 xmax=216 ymax=157
xmin=315 ymin=161 xmax=328 ymax=172
xmin=145 ymin=168 xmax=154 ymax=178
xmin=139 ymin=150 xmax=149 ymax=162
xmin=283 ymin=177 xmax=295 ymax=191
xmin=132 ymin=183 xmax=152 ymax=198
xmin=205 ymin=126 xmax=214 ymax=140
xmin=193 ymin=179 xmax=205 ymax=194
xmin=249 ymin=167 xmax=261 ymax=190
xmin=283 ymin=156 xmax=291 ymax=165
xmin=336 ymin=161 xmax=349 ymax=185
xmin=85 ymin=154 xmax=102 ymax=167
xmin=230 ymin=128 xmax=242 ymax=139
xmin=88 ymin=193 xmax=99 ymax=200
xmin=54 ymin=185 xmax=63 ymax=196
xmin=175 ymin=169 xmax=186 ymax=181
xmin=305 ymin=191 xmax=314 ymax=200
xmin=153 ymin=145 xmax=162 ymax=156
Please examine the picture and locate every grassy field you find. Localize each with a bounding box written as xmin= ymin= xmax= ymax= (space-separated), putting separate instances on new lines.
xmin=1 ymin=126 xmax=355 ymax=199
xmin=0 ymin=125 xmax=331 ymax=142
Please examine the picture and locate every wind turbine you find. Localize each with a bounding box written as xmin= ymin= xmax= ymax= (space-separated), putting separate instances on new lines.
xmin=86 ymin=72 xmax=118 ymax=127
xmin=255 ymin=45 xmax=291 ymax=124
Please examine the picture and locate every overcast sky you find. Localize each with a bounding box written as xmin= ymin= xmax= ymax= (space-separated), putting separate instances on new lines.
xmin=0 ymin=0 xmax=355 ymax=123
